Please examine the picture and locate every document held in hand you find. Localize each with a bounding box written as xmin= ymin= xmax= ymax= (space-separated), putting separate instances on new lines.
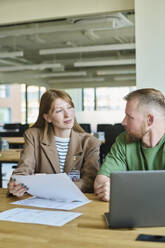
xmin=12 ymin=173 xmax=90 ymax=210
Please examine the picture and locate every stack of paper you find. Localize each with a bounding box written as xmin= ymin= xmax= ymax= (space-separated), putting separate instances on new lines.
xmin=12 ymin=173 xmax=91 ymax=210
xmin=0 ymin=173 xmax=91 ymax=226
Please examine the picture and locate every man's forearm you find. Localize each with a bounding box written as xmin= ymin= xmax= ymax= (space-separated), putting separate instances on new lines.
xmin=94 ymin=175 xmax=110 ymax=201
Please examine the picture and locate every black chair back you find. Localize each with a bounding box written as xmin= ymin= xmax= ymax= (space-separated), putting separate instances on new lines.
xmin=3 ymin=123 xmax=21 ymax=130
xmin=97 ymin=123 xmax=125 ymax=163
xmin=79 ymin=123 xmax=91 ymax=133
xmin=19 ymin=124 xmax=29 ymax=136
xmin=1 ymin=123 xmax=29 ymax=137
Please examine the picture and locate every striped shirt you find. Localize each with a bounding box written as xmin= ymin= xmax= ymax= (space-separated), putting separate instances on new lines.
xmin=55 ymin=136 xmax=70 ymax=173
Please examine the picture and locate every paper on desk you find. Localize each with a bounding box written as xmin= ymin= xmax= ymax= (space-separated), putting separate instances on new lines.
xmin=11 ymin=196 xmax=90 ymax=210
xmin=12 ymin=173 xmax=91 ymax=210
xmin=0 ymin=208 xmax=82 ymax=226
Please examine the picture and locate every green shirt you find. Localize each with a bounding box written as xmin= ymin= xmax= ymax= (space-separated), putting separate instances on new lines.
xmin=98 ymin=131 xmax=165 ymax=177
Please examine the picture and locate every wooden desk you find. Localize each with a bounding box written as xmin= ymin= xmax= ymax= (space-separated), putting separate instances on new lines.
xmin=0 ymin=149 xmax=21 ymax=162
xmin=0 ymin=188 xmax=165 ymax=248
xmin=2 ymin=137 xmax=24 ymax=145
xmin=0 ymin=149 xmax=21 ymax=187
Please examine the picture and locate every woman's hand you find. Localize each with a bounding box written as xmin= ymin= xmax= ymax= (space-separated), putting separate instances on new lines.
xmin=8 ymin=178 xmax=28 ymax=197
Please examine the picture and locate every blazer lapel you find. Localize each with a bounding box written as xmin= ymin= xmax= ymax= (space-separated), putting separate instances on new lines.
xmin=64 ymin=130 xmax=83 ymax=173
xmin=40 ymin=127 xmax=60 ymax=173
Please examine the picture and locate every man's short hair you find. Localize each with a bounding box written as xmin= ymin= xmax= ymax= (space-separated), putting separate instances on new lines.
xmin=124 ymin=88 xmax=165 ymax=115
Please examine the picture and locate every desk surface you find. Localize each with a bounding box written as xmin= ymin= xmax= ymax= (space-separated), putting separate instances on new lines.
xmin=0 ymin=189 xmax=165 ymax=248
xmin=0 ymin=149 xmax=21 ymax=162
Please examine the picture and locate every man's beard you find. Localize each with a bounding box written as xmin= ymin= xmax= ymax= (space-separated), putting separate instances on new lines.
xmin=126 ymin=133 xmax=141 ymax=143
xmin=126 ymin=124 xmax=149 ymax=143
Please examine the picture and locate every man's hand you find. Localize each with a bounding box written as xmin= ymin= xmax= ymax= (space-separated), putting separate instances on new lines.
xmin=94 ymin=175 xmax=110 ymax=202
xmin=8 ymin=178 xmax=27 ymax=197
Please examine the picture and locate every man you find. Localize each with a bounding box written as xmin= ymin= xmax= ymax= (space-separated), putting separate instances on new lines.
xmin=94 ymin=88 xmax=165 ymax=201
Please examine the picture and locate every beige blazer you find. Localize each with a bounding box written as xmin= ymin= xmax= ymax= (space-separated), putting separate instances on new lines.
xmin=13 ymin=127 xmax=100 ymax=193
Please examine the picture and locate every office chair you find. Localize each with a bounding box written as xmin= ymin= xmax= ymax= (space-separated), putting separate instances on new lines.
xmin=19 ymin=124 xmax=29 ymax=136
xmin=3 ymin=123 xmax=21 ymax=130
xmin=79 ymin=123 xmax=91 ymax=133
xmin=97 ymin=123 xmax=125 ymax=163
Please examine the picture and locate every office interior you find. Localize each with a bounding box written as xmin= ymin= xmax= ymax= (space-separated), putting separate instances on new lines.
xmin=0 ymin=0 xmax=165 ymax=187
xmin=0 ymin=1 xmax=165 ymax=247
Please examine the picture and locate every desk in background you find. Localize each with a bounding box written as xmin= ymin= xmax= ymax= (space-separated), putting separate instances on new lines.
xmin=0 ymin=149 xmax=21 ymax=187
xmin=0 ymin=189 xmax=165 ymax=248
xmin=2 ymin=137 xmax=24 ymax=145
xmin=2 ymin=137 xmax=24 ymax=149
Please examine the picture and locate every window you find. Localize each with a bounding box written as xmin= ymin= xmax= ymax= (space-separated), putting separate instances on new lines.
xmin=0 ymin=107 xmax=11 ymax=123
xmin=96 ymin=87 xmax=135 ymax=111
xmin=0 ymin=85 xmax=10 ymax=98
xmin=83 ymin=88 xmax=95 ymax=111
xmin=40 ymin=87 xmax=46 ymax=98
xmin=27 ymin=86 xmax=40 ymax=124
xmin=82 ymin=87 xmax=136 ymax=111
xmin=0 ymin=84 xmax=46 ymax=124
xmin=21 ymin=85 xmax=46 ymax=124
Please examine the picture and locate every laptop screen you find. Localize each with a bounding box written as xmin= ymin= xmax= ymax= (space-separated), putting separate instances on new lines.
xmin=105 ymin=170 xmax=165 ymax=228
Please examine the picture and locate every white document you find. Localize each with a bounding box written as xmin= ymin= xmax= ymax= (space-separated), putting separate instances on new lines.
xmin=11 ymin=197 xmax=90 ymax=210
xmin=0 ymin=208 xmax=82 ymax=226
xmin=12 ymin=173 xmax=91 ymax=210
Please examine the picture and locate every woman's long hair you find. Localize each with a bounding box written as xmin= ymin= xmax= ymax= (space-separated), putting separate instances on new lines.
xmin=32 ymin=89 xmax=85 ymax=133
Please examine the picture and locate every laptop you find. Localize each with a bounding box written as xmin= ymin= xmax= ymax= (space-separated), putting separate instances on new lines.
xmin=104 ymin=170 xmax=165 ymax=228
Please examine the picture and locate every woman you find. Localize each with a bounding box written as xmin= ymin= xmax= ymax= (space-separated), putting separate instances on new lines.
xmin=8 ymin=89 xmax=100 ymax=196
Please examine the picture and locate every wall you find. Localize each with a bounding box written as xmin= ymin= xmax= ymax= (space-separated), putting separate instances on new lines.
xmin=76 ymin=110 xmax=125 ymax=133
xmin=135 ymin=0 xmax=165 ymax=95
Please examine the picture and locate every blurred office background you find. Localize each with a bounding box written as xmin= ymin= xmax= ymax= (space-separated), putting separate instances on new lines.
xmin=0 ymin=0 xmax=165 ymax=186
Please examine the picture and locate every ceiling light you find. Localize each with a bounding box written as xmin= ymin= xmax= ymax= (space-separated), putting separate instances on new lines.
xmin=97 ymin=68 xmax=136 ymax=75
xmin=39 ymin=43 xmax=135 ymax=55
xmin=0 ymin=51 xmax=23 ymax=58
xmin=35 ymin=71 xmax=87 ymax=78
xmin=0 ymin=59 xmax=20 ymax=65
xmin=49 ymin=77 xmax=104 ymax=84
xmin=71 ymin=12 xmax=133 ymax=29
xmin=114 ymin=75 xmax=136 ymax=81
xmin=74 ymin=59 xmax=135 ymax=67
xmin=83 ymin=30 xmax=100 ymax=41
xmin=0 ymin=63 xmax=62 ymax=72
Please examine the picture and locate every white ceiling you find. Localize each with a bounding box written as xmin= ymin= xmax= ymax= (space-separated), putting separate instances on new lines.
xmin=0 ymin=11 xmax=135 ymax=89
